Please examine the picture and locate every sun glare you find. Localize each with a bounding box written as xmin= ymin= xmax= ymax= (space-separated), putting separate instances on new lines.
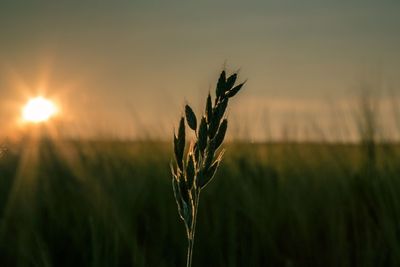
xmin=22 ymin=97 xmax=58 ymax=123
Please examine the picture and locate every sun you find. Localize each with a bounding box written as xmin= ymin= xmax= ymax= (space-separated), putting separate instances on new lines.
xmin=22 ymin=97 xmax=58 ymax=123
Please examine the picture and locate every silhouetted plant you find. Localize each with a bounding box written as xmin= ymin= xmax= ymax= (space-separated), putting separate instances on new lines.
xmin=171 ymin=70 xmax=245 ymax=267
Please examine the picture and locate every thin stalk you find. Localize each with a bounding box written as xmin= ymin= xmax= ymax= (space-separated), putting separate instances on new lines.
xmin=186 ymin=192 xmax=200 ymax=267
xmin=186 ymin=237 xmax=194 ymax=267
xmin=172 ymin=71 xmax=245 ymax=267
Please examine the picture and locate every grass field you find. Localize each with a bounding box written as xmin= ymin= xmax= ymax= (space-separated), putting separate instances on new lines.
xmin=0 ymin=137 xmax=400 ymax=266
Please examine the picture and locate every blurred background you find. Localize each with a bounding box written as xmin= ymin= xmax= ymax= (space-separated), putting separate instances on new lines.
xmin=1 ymin=1 xmax=400 ymax=266
xmin=1 ymin=0 xmax=400 ymax=141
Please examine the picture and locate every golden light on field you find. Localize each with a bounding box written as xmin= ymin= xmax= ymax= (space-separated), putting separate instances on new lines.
xmin=22 ymin=97 xmax=58 ymax=123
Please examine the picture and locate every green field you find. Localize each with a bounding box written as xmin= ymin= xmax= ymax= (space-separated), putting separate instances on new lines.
xmin=0 ymin=138 xmax=399 ymax=266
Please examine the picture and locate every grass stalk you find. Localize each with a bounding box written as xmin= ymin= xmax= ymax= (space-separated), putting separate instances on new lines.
xmin=171 ymin=70 xmax=246 ymax=267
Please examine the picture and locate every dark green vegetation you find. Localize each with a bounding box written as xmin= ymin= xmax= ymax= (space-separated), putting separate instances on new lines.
xmin=0 ymin=138 xmax=400 ymax=267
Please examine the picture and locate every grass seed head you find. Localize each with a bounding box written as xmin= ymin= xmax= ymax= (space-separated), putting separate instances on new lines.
xmin=174 ymin=117 xmax=186 ymax=170
xmin=206 ymin=93 xmax=213 ymax=123
xmin=216 ymin=98 xmax=228 ymax=120
xmin=186 ymin=154 xmax=195 ymax=189
xmin=213 ymin=119 xmax=228 ymax=149
xmin=216 ymin=70 xmax=227 ymax=99
xmin=171 ymin=69 xmax=245 ymax=267
xmin=225 ymin=82 xmax=245 ymax=98
xmin=226 ymin=73 xmax=237 ymax=91
xmin=198 ymin=116 xmax=208 ymax=152
xmin=200 ymin=160 xmax=220 ymax=189
xmin=179 ymin=177 xmax=190 ymax=204
xmin=185 ymin=105 xmax=197 ymax=131
xmin=172 ymin=177 xmax=185 ymax=219
xmin=203 ymin=141 xmax=216 ymax=170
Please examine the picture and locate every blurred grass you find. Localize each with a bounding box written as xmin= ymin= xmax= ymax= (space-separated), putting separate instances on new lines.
xmin=0 ymin=138 xmax=400 ymax=266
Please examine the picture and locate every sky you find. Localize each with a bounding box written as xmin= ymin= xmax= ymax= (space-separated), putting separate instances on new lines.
xmin=0 ymin=0 xmax=399 ymax=140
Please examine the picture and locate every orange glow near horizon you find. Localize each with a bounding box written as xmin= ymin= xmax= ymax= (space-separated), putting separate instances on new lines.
xmin=22 ymin=97 xmax=58 ymax=123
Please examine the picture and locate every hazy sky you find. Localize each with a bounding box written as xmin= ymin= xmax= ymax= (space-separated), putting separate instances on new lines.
xmin=0 ymin=0 xmax=399 ymax=140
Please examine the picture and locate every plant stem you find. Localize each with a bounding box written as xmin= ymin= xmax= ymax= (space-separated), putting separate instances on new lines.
xmin=186 ymin=236 xmax=194 ymax=267
xmin=186 ymin=192 xmax=200 ymax=267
